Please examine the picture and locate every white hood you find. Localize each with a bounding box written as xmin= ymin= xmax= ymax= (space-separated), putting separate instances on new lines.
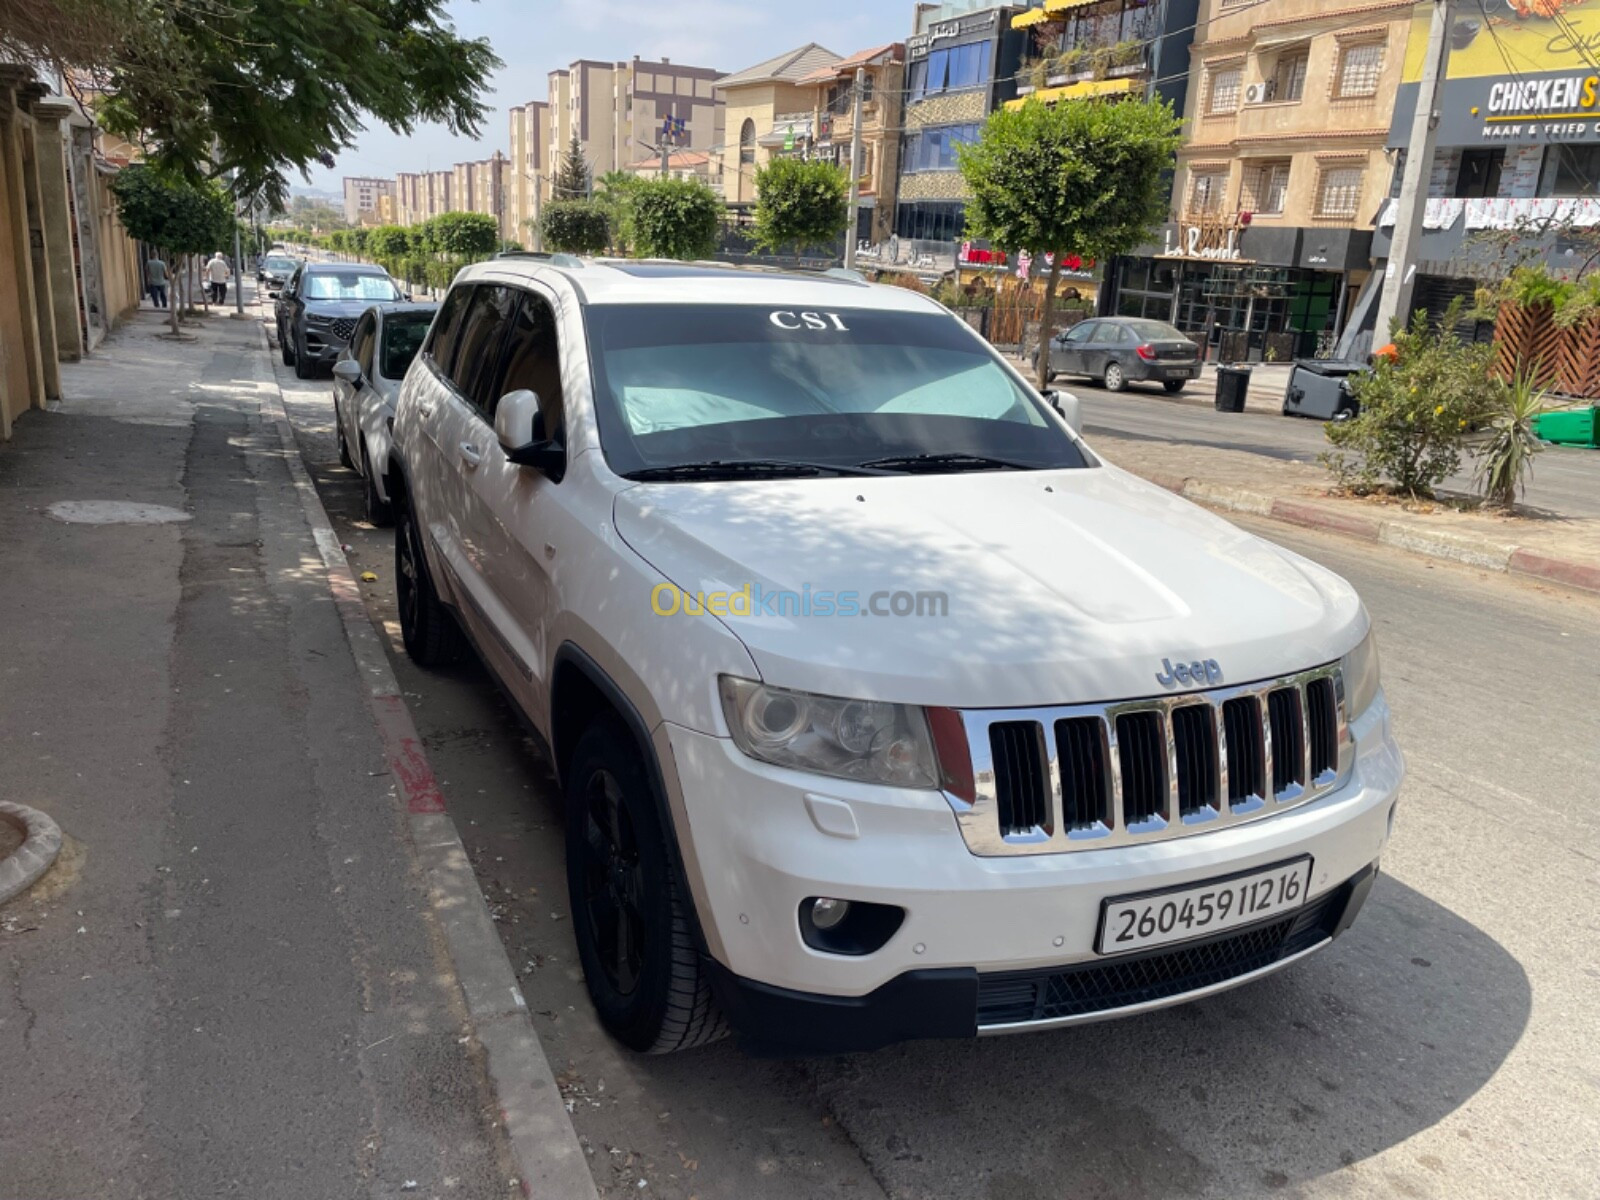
xmin=613 ymin=464 xmax=1364 ymax=709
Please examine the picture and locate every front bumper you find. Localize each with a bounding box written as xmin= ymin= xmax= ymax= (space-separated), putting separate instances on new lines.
xmin=302 ymin=327 xmax=350 ymax=364
xmin=664 ymin=696 xmax=1402 ymax=1045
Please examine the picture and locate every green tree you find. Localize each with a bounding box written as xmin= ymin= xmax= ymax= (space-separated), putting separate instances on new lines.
xmin=367 ymin=224 xmax=412 ymax=277
xmin=539 ymin=201 xmax=611 ymax=255
xmin=631 ymin=178 xmax=721 ymax=261
xmin=593 ymin=171 xmax=646 ymax=253
xmin=752 ymin=157 xmax=848 ymax=254
xmin=958 ymin=96 xmax=1182 ymax=389
xmin=108 ymin=163 xmax=232 ymax=335
xmin=425 ymin=211 xmax=500 ymax=257
xmin=83 ymin=0 xmax=499 ymax=209
xmin=554 ymin=133 xmax=591 ymax=200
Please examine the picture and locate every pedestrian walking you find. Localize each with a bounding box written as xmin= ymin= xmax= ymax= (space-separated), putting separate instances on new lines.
xmin=205 ymin=251 xmax=232 ymax=304
xmin=144 ymin=255 xmax=169 ymax=308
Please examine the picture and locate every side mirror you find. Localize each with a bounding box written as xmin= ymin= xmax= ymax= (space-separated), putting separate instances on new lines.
xmin=1046 ymin=389 xmax=1082 ymax=435
xmin=332 ymin=359 xmax=363 ymax=387
xmin=495 ymin=389 xmax=566 ymax=482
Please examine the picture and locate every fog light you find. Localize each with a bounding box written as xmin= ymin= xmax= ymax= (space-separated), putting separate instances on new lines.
xmin=811 ymin=897 xmax=850 ymax=930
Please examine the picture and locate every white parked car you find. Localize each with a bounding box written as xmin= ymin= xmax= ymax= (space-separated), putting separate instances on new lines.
xmin=387 ymin=257 xmax=1403 ymax=1054
xmin=332 ymin=302 xmax=438 ymax=525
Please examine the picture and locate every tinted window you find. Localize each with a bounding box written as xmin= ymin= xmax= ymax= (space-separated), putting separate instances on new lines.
xmin=351 ymin=313 xmax=376 ymax=375
xmin=1090 ymin=324 xmax=1124 ymax=344
xmin=1064 ymin=322 xmax=1096 ymax=343
xmin=380 ymin=312 xmax=436 ymax=380
xmin=449 ymin=285 xmax=517 ymax=414
xmin=1122 ymin=319 xmax=1189 ymax=342
xmin=494 ymin=292 xmax=565 ymax=436
xmin=425 ymin=285 xmax=474 ymax=377
xmin=302 ymin=272 xmax=402 ymax=301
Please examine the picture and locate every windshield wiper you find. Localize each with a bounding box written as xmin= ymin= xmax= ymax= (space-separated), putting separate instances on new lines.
xmin=856 ymin=452 xmax=1043 ymax=473
xmin=623 ymin=458 xmax=888 ymax=482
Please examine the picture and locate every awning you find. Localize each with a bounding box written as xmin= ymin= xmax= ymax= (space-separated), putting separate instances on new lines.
xmin=1252 ymin=33 xmax=1312 ymax=51
xmin=1045 ymin=0 xmax=1104 ymax=12
xmin=756 ymin=119 xmax=813 ymax=147
xmin=1011 ymin=8 xmax=1053 ymax=28
xmin=1004 ymin=77 xmax=1141 ymax=109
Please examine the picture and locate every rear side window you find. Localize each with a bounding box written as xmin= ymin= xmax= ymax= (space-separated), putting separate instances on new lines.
xmin=425 ymin=285 xmax=474 ymax=377
xmin=1090 ymin=324 xmax=1124 ymax=345
xmin=351 ymin=313 xmax=376 ymax=375
xmin=380 ymin=312 xmax=435 ymax=380
xmin=450 ymin=285 xmax=518 ymax=415
xmin=492 ymin=291 xmax=565 ymax=437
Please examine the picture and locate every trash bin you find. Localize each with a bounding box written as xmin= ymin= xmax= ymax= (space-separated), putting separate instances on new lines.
xmin=1282 ymin=359 xmax=1366 ymax=421
xmin=1214 ymin=365 xmax=1251 ymax=412
xmin=1532 ymin=406 xmax=1598 ymax=446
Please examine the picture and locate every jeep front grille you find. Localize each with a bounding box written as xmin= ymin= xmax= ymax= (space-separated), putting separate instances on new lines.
xmin=949 ymin=664 xmax=1349 ymax=856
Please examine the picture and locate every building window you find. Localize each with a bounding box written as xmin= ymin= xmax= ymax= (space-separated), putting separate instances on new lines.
xmin=1206 ymin=65 xmax=1242 ymax=115
xmin=1242 ymin=160 xmax=1291 ymax=214
xmin=1541 ymin=143 xmax=1600 ymax=196
xmin=739 ymin=118 xmax=756 ymax=165
xmin=902 ymin=123 xmax=982 ymax=173
xmin=1315 ymin=164 xmax=1364 ymax=217
xmin=908 ymin=41 xmax=991 ymax=102
xmin=1188 ymin=169 xmax=1228 ymax=215
xmin=1335 ymin=42 xmax=1385 ymax=98
xmin=1455 ymin=147 xmax=1504 ymax=198
xmin=1276 ymin=50 xmax=1309 ymax=102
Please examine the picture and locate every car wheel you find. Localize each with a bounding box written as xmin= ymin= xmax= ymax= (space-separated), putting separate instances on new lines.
xmin=1163 ymin=379 xmax=1186 ymax=394
xmin=361 ymin=442 xmax=392 ymax=527
xmin=1104 ymin=362 xmax=1126 ymax=392
xmin=335 ymin=399 xmax=355 ymax=469
xmin=566 ymin=715 xmax=727 ymax=1054
xmin=293 ymin=330 xmax=314 ymax=379
xmin=394 ymin=499 xmax=463 ymax=667
xmin=280 ymin=324 xmax=293 ymax=366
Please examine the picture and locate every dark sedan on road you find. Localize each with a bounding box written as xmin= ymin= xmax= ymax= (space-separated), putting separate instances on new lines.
xmin=256 ymin=253 xmax=300 ymax=297
xmin=1034 ymin=317 xmax=1201 ymax=393
xmin=275 ymin=263 xmax=405 ymax=380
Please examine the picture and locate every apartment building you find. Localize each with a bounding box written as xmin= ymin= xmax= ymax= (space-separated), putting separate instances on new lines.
xmin=1008 ymin=0 xmax=1198 ymax=117
xmin=796 ymin=44 xmax=907 ymax=244
xmin=715 ymin=43 xmax=841 ymax=208
xmin=545 ymin=57 xmax=725 ymax=200
xmin=451 ymin=152 xmax=509 ymax=236
xmin=507 ymin=100 xmax=548 ymax=242
xmin=342 ymin=176 xmax=395 ymax=226
xmin=395 ymin=170 xmax=454 ymax=226
xmin=1103 ymin=0 xmax=1411 ymax=360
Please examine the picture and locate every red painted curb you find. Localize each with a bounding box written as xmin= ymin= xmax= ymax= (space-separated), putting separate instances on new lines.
xmin=1269 ymin=499 xmax=1383 ymax=541
xmin=1507 ymin=548 xmax=1600 ymax=596
xmin=371 ymin=692 xmax=447 ymax=814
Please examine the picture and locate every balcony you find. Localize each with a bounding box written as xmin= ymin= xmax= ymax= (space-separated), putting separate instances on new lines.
xmin=1015 ymin=40 xmax=1149 ymax=97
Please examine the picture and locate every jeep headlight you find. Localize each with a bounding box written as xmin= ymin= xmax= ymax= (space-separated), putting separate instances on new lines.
xmin=718 ymin=677 xmax=938 ymax=789
xmin=1341 ymin=625 xmax=1381 ymax=719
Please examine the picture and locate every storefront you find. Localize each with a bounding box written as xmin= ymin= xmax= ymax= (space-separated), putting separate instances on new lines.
xmin=1106 ymin=221 xmax=1371 ymax=360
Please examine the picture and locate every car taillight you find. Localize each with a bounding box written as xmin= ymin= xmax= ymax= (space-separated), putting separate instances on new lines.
xmin=926 ymin=707 xmax=975 ymax=804
xmin=1136 ymin=343 xmax=1157 ymax=361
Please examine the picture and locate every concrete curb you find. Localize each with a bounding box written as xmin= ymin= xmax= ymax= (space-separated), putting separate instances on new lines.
xmin=1145 ymin=474 xmax=1600 ymax=598
xmin=250 ymin=322 xmax=599 ymax=1200
xmin=0 ymin=800 xmax=63 ymax=906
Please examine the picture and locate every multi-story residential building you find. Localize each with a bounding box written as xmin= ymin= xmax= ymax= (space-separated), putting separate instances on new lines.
xmin=395 ymin=170 xmax=456 ymax=226
xmin=544 ymin=57 xmax=725 ymax=201
xmin=1008 ymin=0 xmax=1198 ymax=118
xmin=508 ymin=100 xmax=548 ymax=242
xmin=342 ymin=176 xmax=395 ymax=226
xmin=797 ymin=44 xmax=906 ymax=244
xmin=715 ymin=43 xmax=842 ymax=208
xmin=1104 ymin=0 xmax=1411 ymax=360
xmin=450 ymin=153 xmax=509 ymax=235
xmin=893 ymin=4 xmax=1026 ymax=245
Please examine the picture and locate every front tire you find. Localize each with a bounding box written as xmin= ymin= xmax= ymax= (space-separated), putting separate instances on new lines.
xmin=1104 ymin=362 xmax=1127 ymax=392
xmin=293 ymin=331 xmax=314 ymax=379
xmin=335 ymin=399 xmax=355 ymax=469
xmin=280 ymin=324 xmax=293 ymax=366
xmin=567 ymin=717 xmax=726 ymax=1054
xmin=394 ymin=498 xmax=463 ymax=667
xmin=361 ymin=442 xmax=392 ymax=527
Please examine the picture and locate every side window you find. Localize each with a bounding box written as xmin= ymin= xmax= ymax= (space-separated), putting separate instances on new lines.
xmin=284 ymin=268 xmax=300 ymax=297
xmin=1064 ymin=322 xmax=1095 ymax=344
xmin=1090 ymin=323 xmax=1123 ymax=345
xmin=449 ymin=285 xmax=518 ymax=415
xmin=493 ymin=290 xmax=566 ymax=440
xmin=424 ymin=284 xmax=474 ymax=377
xmin=351 ymin=314 xmax=376 ymax=375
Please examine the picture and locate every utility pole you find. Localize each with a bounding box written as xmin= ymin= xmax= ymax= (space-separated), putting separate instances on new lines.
xmin=843 ymin=66 xmax=865 ymax=270
xmin=1373 ymin=0 xmax=1454 ymax=343
xmin=530 ymin=171 xmax=543 ymax=252
xmin=231 ymin=184 xmax=245 ymax=316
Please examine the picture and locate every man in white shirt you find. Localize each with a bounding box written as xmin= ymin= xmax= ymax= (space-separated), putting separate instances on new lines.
xmin=205 ymin=251 xmax=232 ymax=304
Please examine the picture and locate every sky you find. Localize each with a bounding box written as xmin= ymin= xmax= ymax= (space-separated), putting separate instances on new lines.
xmin=299 ymin=0 xmax=914 ymax=192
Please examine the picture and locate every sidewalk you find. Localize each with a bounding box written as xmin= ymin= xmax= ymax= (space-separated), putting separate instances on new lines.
xmin=1096 ymin=430 xmax=1600 ymax=596
xmin=0 ymin=305 xmax=524 ymax=1197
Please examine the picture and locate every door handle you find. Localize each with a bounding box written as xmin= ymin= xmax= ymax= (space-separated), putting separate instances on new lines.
xmin=418 ymin=402 xmax=434 ymax=418
xmin=458 ymin=442 xmax=483 ymax=467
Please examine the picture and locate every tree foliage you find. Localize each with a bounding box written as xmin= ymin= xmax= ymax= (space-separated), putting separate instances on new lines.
xmin=110 ymin=164 xmax=233 ymax=254
xmin=423 ymin=211 xmax=500 ymax=257
xmin=79 ymin=0 xmax=498 ymax=209
xmin=631 ymin=179 xmax=722 ymax=261
xmin=554 ymin=133 xmax=591 ymax=200
xmin=593 ymin=171 xmax=647 ymax=253
xmin=752 ymin=157 xmax=848 ymax=253
xmin=539 ymin=201 xmax=612 ymax=255
xmin=958 ymin=96 xmax=1182 ymax=387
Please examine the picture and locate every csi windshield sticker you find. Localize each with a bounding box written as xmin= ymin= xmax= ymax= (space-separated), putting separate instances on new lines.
xmin=768 ymin=311 xmax=849 ymax=331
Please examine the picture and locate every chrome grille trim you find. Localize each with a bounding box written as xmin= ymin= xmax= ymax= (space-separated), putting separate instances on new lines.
xmin=948 ymin=663 xmax=1349 ymax=857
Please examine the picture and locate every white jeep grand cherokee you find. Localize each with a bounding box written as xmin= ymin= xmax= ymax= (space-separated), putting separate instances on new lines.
xmin=387 ymin=256 xmax=1403 ymax=1055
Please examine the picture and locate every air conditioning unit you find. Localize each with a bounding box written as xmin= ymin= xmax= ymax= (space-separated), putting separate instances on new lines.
xmin=1243 ymin=82 xmax=1267 ymax=105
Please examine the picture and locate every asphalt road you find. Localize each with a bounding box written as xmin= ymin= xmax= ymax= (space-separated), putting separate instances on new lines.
xmin=268 ymin=297 xmax=1600 ymax=1200
xmin=1057 ymin=375 xmax=1600 ymax=520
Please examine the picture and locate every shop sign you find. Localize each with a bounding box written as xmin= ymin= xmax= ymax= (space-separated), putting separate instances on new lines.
xmin=1160 ymin=223 xmax=1247 ymax=261
xmin=908 ymin=9 xmax=997 ymax=58
xmin=958 ymin=241 xmax=1009 ymax=267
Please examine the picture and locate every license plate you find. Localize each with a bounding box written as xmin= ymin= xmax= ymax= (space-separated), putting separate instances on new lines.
xmin=1166 ymin=367 xmax=1193 ymax=378
xmin=1096 ymin=857 xmax=1313 ymax=955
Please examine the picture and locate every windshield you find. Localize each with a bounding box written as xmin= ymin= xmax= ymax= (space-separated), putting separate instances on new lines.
xmin=584 ymin=304 xmax=1088 ymax=478
xmin=303 ymin=272 xmax=401 ymax=302
xmin=1123 ymin=319 xmax=1189 ymax=342
xmin=380 ymin=313 xmax=434 ymax=380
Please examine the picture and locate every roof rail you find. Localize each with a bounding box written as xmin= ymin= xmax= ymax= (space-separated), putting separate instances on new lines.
xmin=820 ymin=267 xmax=868 ymax=284
xmin=494 ymin=250 xmax=586 ymax=268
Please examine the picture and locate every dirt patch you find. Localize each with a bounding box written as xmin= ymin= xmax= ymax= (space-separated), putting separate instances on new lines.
xmin=0 ymin=818 xmax=22 ymax=860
